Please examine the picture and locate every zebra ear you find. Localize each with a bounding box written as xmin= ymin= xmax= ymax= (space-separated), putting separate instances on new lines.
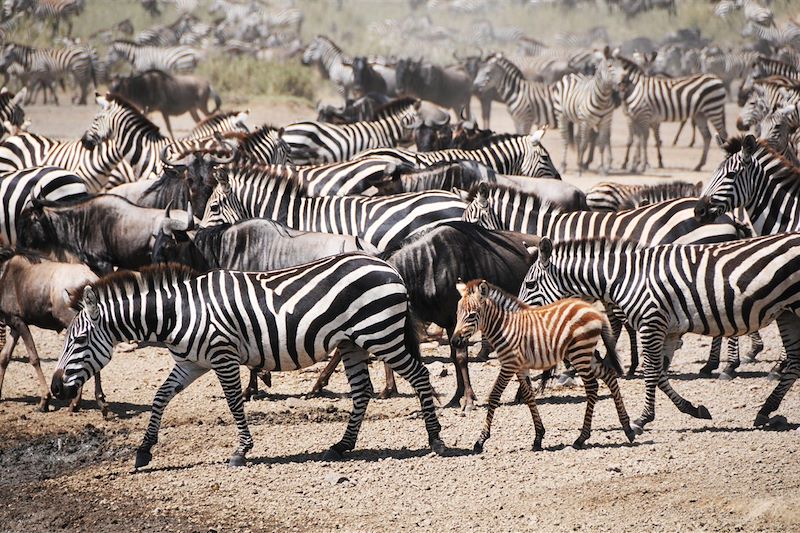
xmin=95 ymin=93 xmax=109 ymax=108
xmin=455 ymin=281 xmax=467 ymax=297
xmin=538 ymin=238 xmax=553 ymax=265
xmin=742 ymin=135 xmax=757 ymax=164
xmin=529 ymin=128 xmax=545 ymax=146
xmin=478 ymin=280 xmax=489 ymax=297
xmin=83 ymin=286 xmax=100 ymax=321
xmin=10 ymin=87 xmax=25 ymax=106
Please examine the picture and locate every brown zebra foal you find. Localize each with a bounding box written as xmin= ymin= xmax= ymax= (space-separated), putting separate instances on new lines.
xmin=451 ymin=280 xmax=636 ymax=452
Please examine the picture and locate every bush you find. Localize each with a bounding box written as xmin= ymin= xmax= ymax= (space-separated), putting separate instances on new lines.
xmin=197 ymin=55 xmax=316 ymax=102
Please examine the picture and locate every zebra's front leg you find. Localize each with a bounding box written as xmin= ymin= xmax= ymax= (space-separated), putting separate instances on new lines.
xmin=755 ymin=312 xmax=800 ymax=427
xmin=572 ymin=362 xmax=599 ymax=449
xmin=324 ymin=343 xmax=373 ymax=460
xmin=742 ymin=331 xmax=764 ymax=363
xmin=652 ymin=124 xmax=664 ymax=168
xmin=515 ymin=370 xmax=546 ymax=451
xmin=136 ymin=361 xmax=208 ymax=469
xmin=699 ymin=336 xmax=722 ymax=376
xmin=474 ymin=366 xmax=514 ymax=453
xmin=632 ymin=326 xmax=671 ymax=433
xmin=720 ymin=337 xmax=741 ymax=380
xmin=625 ymin=322 xmax=639 ymax=376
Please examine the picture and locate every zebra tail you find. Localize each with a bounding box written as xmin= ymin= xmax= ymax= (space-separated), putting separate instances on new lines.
xmin=599 ymin=320 xmax=623 ymax=377
xmin=209 ymin=86 xmax=222 ymax=114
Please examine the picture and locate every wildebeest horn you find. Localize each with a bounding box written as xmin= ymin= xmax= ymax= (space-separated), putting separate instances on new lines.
xmin=161 ymin=145 xmax=196 ymax=167
xmin=430 ymin=113 xmax=450 ymax=127
xmin=160 ymin=200 xmax=193 ymax=234
xmin=10 ymin=87 xmax=25 ymax=106
xmin=410 ymin=115 xmax=423 ymax=129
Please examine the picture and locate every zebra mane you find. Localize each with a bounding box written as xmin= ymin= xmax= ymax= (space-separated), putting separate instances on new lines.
xmin=720 ymin=134 xmax=800 ymax=177
xmin=459 ymin=132 xmax=525 ymax=150
xmin=614 ymin=54 xmax=643 ymax=73
xmin=111 ymin=38 xmax=141 ymax=47
xmin=490 ymin=53 xmax=525 ymax=79
xmin=465 ymin=279 xmax=528 ymax=311
xmin=104 ymin=93 xmax=164 ymax=137
xmin=621 ymin=180 xmax=703 ymax=208
xmin=372 ymin=97 xmax=418 ymax=120
xmin=552 ymin=237 xmax=642 ymax=257
xmin=230 ymin=162 xmax=309 ymax=195
xmin=73 ymin=264 xmax=200 ymax=308
xmin=465 ymin=182 xmax=551 ymax=211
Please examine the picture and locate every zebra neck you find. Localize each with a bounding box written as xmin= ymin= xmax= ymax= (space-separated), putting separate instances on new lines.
xmin=498 ymin=69 xmax=523 ymax=103
xmin=99 ymin=284 xmax=183 ymax=345
xmin=551 ymin=241 xmax=637 ymax=306
xmin=479 ymin=297 xmax=521 ymax=345
xmin=748 ymin=148 xmax=800 ymax=233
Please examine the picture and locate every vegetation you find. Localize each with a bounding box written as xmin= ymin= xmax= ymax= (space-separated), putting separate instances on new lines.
xmin=196 ymin=54 xmax=316 ymax=102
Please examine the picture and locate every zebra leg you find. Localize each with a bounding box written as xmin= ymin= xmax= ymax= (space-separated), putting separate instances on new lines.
xmin=474 ymin=366 xmax=513 ymax=453
xmin=377 ymin=361 xmax=397 ymax=399
xmin=720 ymin=337 xmax=740 ymax=380
xmin=755 ymin=312 xmax=800 ymax=427
xmin=595 ymin=356 xmax=636 ymax=443
xmin=309 ymin=347 xmax=342 ymax=396
xmin=767 ymin=348 xmax=788 ymax=381
xmin=93 ymin=374 xmax=108 ymax=418
xmin=742 ymin=331 xmax=764 ymax=363
xmin=653 ymin=124 xmax=664 ymax=168
xmin=656 ymin=335 xmax=712 ymax=420
xmin=689 ymin=117 xmax=697 ymax=148
xmin=136 ymin=361 xmax=208 ymax=469
xmin=572 ymin=361 xmax=599 ymax=449
xmin=516 ymin=370 xmax=546 ymax=451
xmin=693 ymin=113 xmax=712 ymax=171
xmin=378 ymin=343 xmax=444 ymax=455
xmin=622 ymin=120 xmax=634 ymax=170
xmin=699 ymin=336 xmax=722 ymax=376
xmin=213 ymin=359 xmax=254 ymax=466
xmin=671 ymin=119 xmax=686 ymax=146
xmin=324 ymin=343 xmax=373 ymax=460
xmin=446 ymin=327 xmax=477 ymax=410
xmin=625 ymin=322 xmax=639 ymax=377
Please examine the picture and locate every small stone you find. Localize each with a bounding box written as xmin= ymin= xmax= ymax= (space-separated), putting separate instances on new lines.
xmin=606 ymin=464 xmax=622 ymax=473
xmin=285 ymin=397 xmax=302 ymax=408
xmin=324 ymin=472 xmax=349 ymax=485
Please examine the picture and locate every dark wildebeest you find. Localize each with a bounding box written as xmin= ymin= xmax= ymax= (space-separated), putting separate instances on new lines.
xmin=151 ymin=214 xmax=380 ymax=401
xmin=311 ymin=221 xmax=538 ymax=410
xmin=16 ymin=194 xmax=194 ymax=275
xmin=456 ymin=52 xmax=501 ymax=129
xmin=0 ymin=248 xmax=105 ymax=414
xmin=109 ymin=69 xmax=221 ymax=138
xmin=412 ymin=104 xmax=453 ymax=152
xmin=350 ymin=56 xmax=395 ymax=97
xmin=316 ymin=93 xmax=392 ymax=124
xmin=395 ymin=58 xmax=473 ymax=118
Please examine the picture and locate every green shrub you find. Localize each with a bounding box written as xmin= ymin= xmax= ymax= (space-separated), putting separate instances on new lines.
xmin=197 ymin=55 xmax=316 ymax=102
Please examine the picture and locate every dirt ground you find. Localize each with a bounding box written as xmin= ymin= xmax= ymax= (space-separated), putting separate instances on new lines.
xmin=1 ymin=97 xmax=799 ymax=533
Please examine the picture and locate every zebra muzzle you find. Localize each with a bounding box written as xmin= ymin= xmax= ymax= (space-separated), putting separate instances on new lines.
xmin=50 ymin=369 xmax=78 ymax=400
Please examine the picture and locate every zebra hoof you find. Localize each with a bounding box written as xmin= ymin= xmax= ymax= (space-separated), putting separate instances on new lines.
xmin=695 ymin=405 xmax=712 ymax=420
xmin=473 ymin=441 xmax=484 ymax=454
xmin=754 ymin=413 xmax=770 ymax=427
xmin=532 ymin=441 xmax=543 ymax=452
xmin=631 ymin=421 xmax=645 ymax=435
xmin=228 ymin=453 xmax=247 ymax=467
xmin=624 ymin=427 xmax=636 ymax=443
xmin=322 ymin=447 xmax=345 ymax=461
xmin=767 ymin=372 xmax=782 ymax=382
xmin=718 ymin=371 xmax=735 ymax=381
xmin=430 ymin=438 xmax=446 ymax=456
xmin=572 ymin=438 xmax=586 ymax=450
xmin=134 ymin=449 xmax=152 ymax=469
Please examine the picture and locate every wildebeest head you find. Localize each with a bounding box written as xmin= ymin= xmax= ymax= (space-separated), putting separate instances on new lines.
xmin=16 ymin=196 xmax=54 ymax=251
xmin=151 ymin=201 xmax=195 ymax=265
xmin=472 ymin=54 xmax=503 ymax=93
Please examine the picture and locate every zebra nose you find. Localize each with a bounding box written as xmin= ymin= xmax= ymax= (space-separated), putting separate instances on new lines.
xmin=736 ymin=117 xmax=748 ymax=131
xmin=50 ymin=370 xmax=78 ymax=400
xmin=694 ymin=200 xmax=710 ymax=222
xmin=450 ymin=332 xmax=465 ymax=348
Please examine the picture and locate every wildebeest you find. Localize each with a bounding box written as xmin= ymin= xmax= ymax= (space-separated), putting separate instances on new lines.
xmin=316 ymin=93 xmax=391 ymax=124
xmin=395 ymin=58 xmax=473 ymax=118
xmin=350 ymin=56 xmax=396 ymax=96
xmin=16 ymin=194 xmax=193 ymax=275
xmin=109 ymin=69 xmax=221 ymax=138
xmin=312 ymin=222 xmax=538 ymax=410
xmin=0 ymin=248 xmax=104 ymax=414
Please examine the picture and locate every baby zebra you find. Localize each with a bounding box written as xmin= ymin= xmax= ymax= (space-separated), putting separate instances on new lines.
xmin=451 ymin=280 xmax=635 ymax=452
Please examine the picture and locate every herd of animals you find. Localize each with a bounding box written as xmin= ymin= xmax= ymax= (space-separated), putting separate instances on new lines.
xmin=0 ymin=0 xmax=799 ymax=469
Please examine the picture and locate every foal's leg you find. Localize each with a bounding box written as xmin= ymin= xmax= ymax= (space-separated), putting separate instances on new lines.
xmin=10 ymin=319 xmax=50 ymax=412
xmin=135 ymin=361 xmax=208 ymax=469
xmin=594 ymin=354 xmax=636 ymax=443
xmin=473 ymin=366 xmax=514 ymax=453
xmin=572 ymin=355 xmax=600 ymax=449
xmin=516 ymin=370 xmax=546 ymax=451
xmin=0 ymin=329 xmax=20 ymax=401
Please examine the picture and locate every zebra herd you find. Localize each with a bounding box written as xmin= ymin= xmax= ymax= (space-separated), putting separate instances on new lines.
xmin=1 ymin=0 xmax=800 ymax=469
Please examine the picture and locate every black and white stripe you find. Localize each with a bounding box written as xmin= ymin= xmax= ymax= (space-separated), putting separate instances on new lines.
xmin=586 ymin=180 xmax=703 ymax=211
xmin=53 ymin=258 xmax=444 ymax=467
xmin=282 ymin=99 xmax=420 ymax=165
xmin=1 ymin=42 xmax=96 ymax=104
xmin=107 ymin=40 xmax=200 ymax=74
xmin=301 ymin=36 xmax=354 ymax=99
xmin=0 ymin=166 xmax=86 ymax=245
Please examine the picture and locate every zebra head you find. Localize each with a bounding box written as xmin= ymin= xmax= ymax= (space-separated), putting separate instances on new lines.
xmin=520 ymin=128 xmax=560 ymax=179
xmin=462 ymin=181 xmax=503 ymax=230
xmin=302 ymin=36 xmax=330 ymax=66
xmin=81 ymin=93 xmax=116 ymax=149
xmin=51 ymin=286 xmax=114 ymax=401
xmin=736 ymin=84 xmax=769 ymax=132
xmin=201 ymin=172 xmax=247 ymax=227
xmin=472 ymin=55 xmax=502 ymax=93
xmin=451 ymin=279 xmax=489 ymax=349
xmin=695 ymin=134 xmax=761 ymax=224
xmin=517 ymin=238 xmax=563 ymax=307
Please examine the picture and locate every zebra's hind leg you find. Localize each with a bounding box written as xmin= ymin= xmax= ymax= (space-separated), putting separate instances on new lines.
xmin=473 ymin=366 xmax=513 ymax=453
xmin=693 ymin=113 xmax=712 ymax=171
xmin=755 ymin=313 xmax=800 ymax=427
xmin=720 ymin=337 xmax=741 ymax=380
xmin=324 ymin=343 xmax=373 ymax=460
xmin=699 ymin=336 xmax=722 ymax=376
xmin=656 ymin=335 xmax=712 ymax=420
xmin=652 ymin=124 xmax=664 ymax=169
xmin=516 ymin=370 xmax=546 ymax=451
xmin=214 ymin=358 xmax=255 ymax=467
xmin=136 ymin=361 xmax=208 ymax=469
xmin=625 ymin=322 xmax=639 ymax=376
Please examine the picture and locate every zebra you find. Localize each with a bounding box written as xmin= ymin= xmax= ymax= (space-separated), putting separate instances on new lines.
xmin=354 ymin=130 xmax=561 ymax=179
xmin=0 ymin=166 xmax=87 ymax=245
xmin=758 ymin=102 xmax=800 ymax=163
xmin=615 ymin=53 xmax=727 ymax=171
xmin=472 ymin=53 xmax=558 ymax=135
xmin=739 ymin=57 xmax=800 ymax=105
xmin=520 ymin=233 xmax=800 ymax=434
xmin=742 ymin=20 xmax=800 ymax=50
xmin=1 ymin=42 xmax=96 ymax=105
xmin=199 ymin=166 xmax=466 ymax=252
xmin=451 ymin=280 xmax=635 ymax=451
xmin=281 ymin=98 xmax=421 ymax=165
xmin=736 ymin=78 xmax=800 ymax=134
xmin=0 ymin=87 xmax=26 ymax=139
xmin=106 ymin=40 xmax=200 ymax=74
xmin=50 ymin=257 xmax=446 ymax=468
xmin=301 ymin=36 xmax=354 ymax=99
xmin=183 ymin=110 xmax=250 ymax=140
xmin=552 ymin=56 xmax=617 ymax=174
xmin=3 ymin=0 xmax=85 ymax=36
xmin=586 ymin=180 xmax=703 ymax=211
xmin=460 ymin=182 xmax=503 ymax=230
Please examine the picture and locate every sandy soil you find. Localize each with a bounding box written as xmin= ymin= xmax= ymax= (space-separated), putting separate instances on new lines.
xmin=1 ymin=96 xmax=798 ymax=533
